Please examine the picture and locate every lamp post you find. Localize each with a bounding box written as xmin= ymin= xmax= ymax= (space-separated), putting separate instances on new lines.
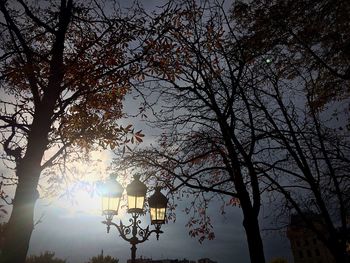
xmin=100 ymin=174 xmax=168 ymax=263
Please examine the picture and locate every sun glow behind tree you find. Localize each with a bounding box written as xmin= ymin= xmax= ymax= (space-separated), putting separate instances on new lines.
xmin=38 ymin=150 xmax=132 ymax=218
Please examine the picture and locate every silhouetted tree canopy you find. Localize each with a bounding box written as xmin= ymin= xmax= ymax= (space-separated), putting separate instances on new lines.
xmin=117 ymin=1 xmax=350 ymax=263
xmin=85 ymin=251 xmax=119 ymax=263
xmin=0 ymin=0 xmax=160 ymax=262
xmin=232 ymin=0 xmax=350 ymax=111
xmin=25 ymin=251 xmax=66 ymax=263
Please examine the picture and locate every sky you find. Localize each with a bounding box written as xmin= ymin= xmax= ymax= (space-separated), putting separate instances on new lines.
xmin=0 ymin=0 xmax=295 ymax=262
xmin=25 ymin=190 xmax=293 ymax=263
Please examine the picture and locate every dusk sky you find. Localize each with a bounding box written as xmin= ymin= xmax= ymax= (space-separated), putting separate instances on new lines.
xmin=25 ymin=187 xmax=292 ymax=263
xmin=1 ymin=89 xmax=293 ymax=263
xmin=0 ymin=0 xmax=344 ymax=263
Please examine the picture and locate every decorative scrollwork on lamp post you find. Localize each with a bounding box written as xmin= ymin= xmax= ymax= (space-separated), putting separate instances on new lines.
xmin=100 ymin=174 xmax=168 ymax=263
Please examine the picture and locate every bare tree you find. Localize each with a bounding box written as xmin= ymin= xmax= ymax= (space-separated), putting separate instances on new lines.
xmin=117 ymin=1 xmax=350 ymax=263
xmin=249 ymin=60 xmax=350 ymax=263
xmin=231 ymin=0 xmax=350 ymax=110
xmin=118 ymin=1 xmax=267 ymax=262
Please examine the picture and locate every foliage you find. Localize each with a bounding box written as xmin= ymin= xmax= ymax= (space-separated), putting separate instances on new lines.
xmin=0 ymin=0 xmax=146 ymax=171
xmin=85 ymin=251 xmax=119 ymax=263
xmin=117 ymin=1 xmax=267 ymax=262
xmin=0 ymin=0 xmax=156 ymax=262
xmin=116 ymin=1 xmax=350 ymax=263
xmin=25 ymin=251 xmax=66 ymax=263
xmin=231 ymin=1 xmax=350 ymax=261
xmin=231 ymin=0 xmax=350 ymax=110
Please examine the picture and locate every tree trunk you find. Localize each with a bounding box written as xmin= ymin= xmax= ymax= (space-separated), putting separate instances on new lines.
xmin=1 ymin=161 xmax=41 ymax=263
xmin=1 ymin=105 xmax=54 ymax=263
xmin=242 ymin=210 xmax=266 ymax=263
xmin=0 ymin=174 xmax=38 ymax=263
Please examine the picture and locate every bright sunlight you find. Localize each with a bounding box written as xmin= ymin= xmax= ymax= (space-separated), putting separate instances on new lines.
xmin=41 ymin=150 xmax=121 ymax=217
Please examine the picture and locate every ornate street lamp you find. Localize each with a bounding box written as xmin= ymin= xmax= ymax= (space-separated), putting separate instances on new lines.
xmin=100 ymin=174 xmax=168 ymax=263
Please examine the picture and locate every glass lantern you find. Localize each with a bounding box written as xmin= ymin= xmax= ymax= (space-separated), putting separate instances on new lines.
xmin=101 ymin=176 xmax=123 ymax=220
xmin=126 ymin=174 xmax=147 ymax=214
xmin=148 ymin=187 xmax=168 ymax=225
